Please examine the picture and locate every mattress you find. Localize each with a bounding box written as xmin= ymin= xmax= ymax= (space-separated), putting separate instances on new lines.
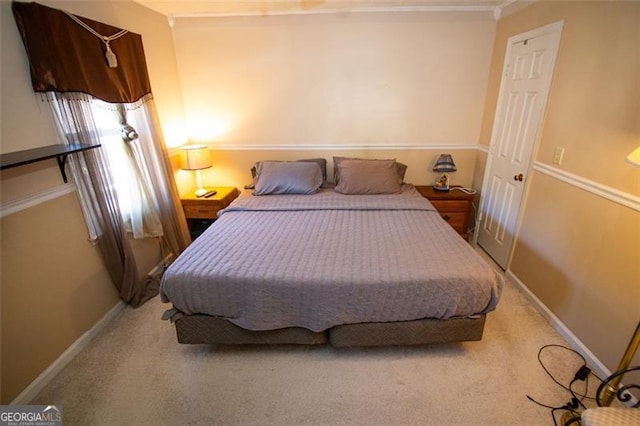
xmin=160 ymin=185 xmax=503 ymax=332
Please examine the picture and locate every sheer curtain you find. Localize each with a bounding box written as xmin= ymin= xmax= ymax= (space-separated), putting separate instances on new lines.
xmin=48 ymin=93 xmax=147 ymax=305
xmin=48 ymin=93 xmax=190 ymax=306
xmin=13 ymin=2 xmax=191 ymax=306
xmin=115 ymin=99 xmax=191 ymax=257
xmin=111 ymin=101 xmax=163 ymax=239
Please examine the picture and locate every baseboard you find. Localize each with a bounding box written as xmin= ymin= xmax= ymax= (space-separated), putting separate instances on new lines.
xmin=11 ymin=301 xmax=126 ymax=405
xmin=10 ymin=249 xmax=170 ymax=404
xmin=147 ymin=254 xmax=173 ymax=277
xmin=506 ymin=270 xmax=612 ymax=380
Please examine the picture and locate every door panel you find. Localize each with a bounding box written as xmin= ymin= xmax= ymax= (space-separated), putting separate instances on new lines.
xmin=478 ymin=22 xmax=563 ymax=268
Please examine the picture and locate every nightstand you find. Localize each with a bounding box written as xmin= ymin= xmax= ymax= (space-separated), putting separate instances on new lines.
xmin=415 ymin=185 xmax=475 ymax=241
xmin=181 ymin=187 xmax=239 ymax=240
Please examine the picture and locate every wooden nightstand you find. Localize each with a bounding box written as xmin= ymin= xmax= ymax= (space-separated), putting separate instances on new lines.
xmin=415 ymin=185 xmax=475 ymax=241
xmin=181 ymin=187 xmax=239 ymax=240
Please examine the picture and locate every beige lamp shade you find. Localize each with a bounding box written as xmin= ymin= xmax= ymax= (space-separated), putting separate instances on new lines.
xmin=627 ymin=146 xmax=640 ymax=167
xmin=181 ymin=145 xmax=212 ymax=170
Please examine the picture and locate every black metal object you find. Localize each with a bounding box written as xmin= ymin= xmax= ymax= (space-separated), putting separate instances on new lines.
xmin=0 ymin=143 xmax=101 ymax=183
xmin=596 ymin=366 xmax=640 ymax=407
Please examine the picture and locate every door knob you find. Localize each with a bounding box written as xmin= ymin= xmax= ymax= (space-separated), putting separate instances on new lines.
xmin=514 ymin=173 xmax=524 ymax=182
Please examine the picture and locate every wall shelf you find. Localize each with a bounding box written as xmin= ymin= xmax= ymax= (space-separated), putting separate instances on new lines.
xmin=0 ymin=144 xmax=101 ymax=183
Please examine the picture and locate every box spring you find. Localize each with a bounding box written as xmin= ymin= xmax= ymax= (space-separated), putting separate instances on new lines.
xmin=174 ymin=314 xmax=486 ymax=347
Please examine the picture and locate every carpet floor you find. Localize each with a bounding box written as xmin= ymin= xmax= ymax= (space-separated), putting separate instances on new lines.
xmin=31 ymin=248 xmax=597 ymax=425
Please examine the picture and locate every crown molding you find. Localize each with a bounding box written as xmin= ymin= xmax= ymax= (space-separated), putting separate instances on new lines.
xmin=171 ymin=5 xmax=496 ymax=19
xmin=493 ymin=0 xmax=516 ymax=19
xmin=494 ymin=0 xmax=535 ymax=20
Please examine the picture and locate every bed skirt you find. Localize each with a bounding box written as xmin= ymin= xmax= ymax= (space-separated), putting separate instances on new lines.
xmin=173 ymin=314 xmax=486 ymax=347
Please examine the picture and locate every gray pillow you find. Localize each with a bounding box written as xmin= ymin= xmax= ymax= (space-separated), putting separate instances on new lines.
xmin=254 ymin=161 xmax=323 ymax=195
xmin=248 ymin=158 xmax=328 ymax=189
xmin=333 ymin=156 xmax=407 ymax=184
xmin=334 ymin=159 xmax=402 ymax=195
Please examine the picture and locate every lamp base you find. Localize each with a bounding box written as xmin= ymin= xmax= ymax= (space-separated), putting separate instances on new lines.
xmin=434 ymin=174 xmax=450 ymax=191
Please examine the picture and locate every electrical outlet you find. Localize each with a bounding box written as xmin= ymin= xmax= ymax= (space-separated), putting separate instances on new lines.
xmin=553 ymin=147 xmax=565 ymax=165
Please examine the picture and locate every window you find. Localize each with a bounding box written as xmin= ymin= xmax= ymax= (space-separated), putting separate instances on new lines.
xmin=55 ymin=96 xmax=163 ymax=240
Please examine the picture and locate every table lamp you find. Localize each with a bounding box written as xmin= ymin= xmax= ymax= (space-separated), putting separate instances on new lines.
xmin=627 ymin=145 xmax=640 ymax=166
xmin=433 ymin=154 xmax=457 ymax=191
xmin=181 ymin=145 xmax=212 ymax=197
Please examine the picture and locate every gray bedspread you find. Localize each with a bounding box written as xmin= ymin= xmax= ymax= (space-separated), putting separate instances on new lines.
xmin=160 ymin=185 xmax=503 ymax=332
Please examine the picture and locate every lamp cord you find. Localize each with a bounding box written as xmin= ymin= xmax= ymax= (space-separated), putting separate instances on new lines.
xmin=537 ymin=344 xmax=602 ymax=400
xmin=527 ymin=344 xmax=604 ymax=425
xmin=450 ymin=186 xmax=477 ymax=195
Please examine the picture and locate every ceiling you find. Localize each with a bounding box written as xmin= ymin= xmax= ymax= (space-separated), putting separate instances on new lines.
xmin=132 ymin=0 xmax=513 ymax=18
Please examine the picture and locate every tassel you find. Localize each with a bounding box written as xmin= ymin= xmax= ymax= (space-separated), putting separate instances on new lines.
xmin=104 ymin=41 xmax=118 ymax=68
xmin=62 ymin=10 xmax=127 ymax=69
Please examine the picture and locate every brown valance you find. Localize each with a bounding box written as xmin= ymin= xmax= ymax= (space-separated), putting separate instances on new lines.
xmin=12 ymin=1 xmax=152 ymax=103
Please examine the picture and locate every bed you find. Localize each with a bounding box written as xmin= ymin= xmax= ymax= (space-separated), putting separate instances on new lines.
xmin=160 ymin=158 xmax=504 ymax=347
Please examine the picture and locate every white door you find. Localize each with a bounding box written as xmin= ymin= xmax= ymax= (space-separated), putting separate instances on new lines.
xmin=477 ymin=21 xmax=563 ymax=268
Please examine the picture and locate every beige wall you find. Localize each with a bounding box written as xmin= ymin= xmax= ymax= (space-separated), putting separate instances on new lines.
xmin=173 ymin=13 xmax=495 ymax=147
xmin=511 ymin=174 xmax=639 ymax=367
xmin=1 ymin=194 xmax=120 ymax=404
xmin=3 ymin=0 xmax=636 ymax=403
xmin=0 ymin=0 xmax=183 ymax=403
xmin=482 ymin=1 xmax=639 ymax=371
xmin=170 ymin=11 xmax=496 ymax=194
xmin=173 ymin=148 xmax=480 ymax=197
